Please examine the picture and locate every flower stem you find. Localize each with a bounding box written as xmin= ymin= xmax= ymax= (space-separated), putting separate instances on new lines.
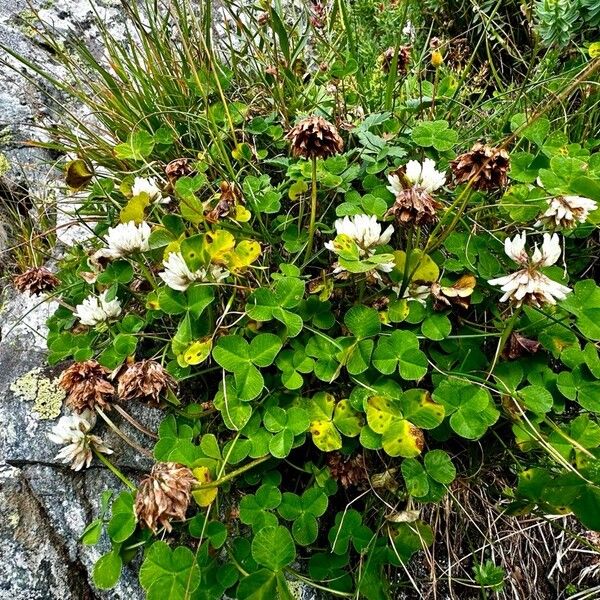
xmin=93 ymin=448 xmax=136 ymax=491
xmin=193 ymin=455 xmax=270 ymax=490
xmin=304 ymin=156 xmax=319 ymax=262
xmin=96 ymin=407 xmax=153 ymax=457
xmin=486 ymin=305 xmax=522 ymax=379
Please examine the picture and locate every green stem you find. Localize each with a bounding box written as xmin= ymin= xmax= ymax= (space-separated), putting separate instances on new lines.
xmin=304 ymin=156 xmax=319 ymax=262
xmin=486 ymin=305 xmax=522 ymax=379
xmin=93 ymin=448 xmax=136 ymax=491
xmin=193 ymin=455 xmax=271 ymax=490
xmin=398 ymin=226 xmax=414 ymax=298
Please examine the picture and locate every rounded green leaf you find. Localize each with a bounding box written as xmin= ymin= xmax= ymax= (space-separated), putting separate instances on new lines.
xmin=292 ymin=512 xmax=318 ymax=546
xmin=421 ymin=314 xmax=452 ymax=341
xmin=518 ymin=385 xmax=553 ymax=414
xmin=333 ymin=399 xmax=364 ymax=437
xmin=93 ymin=551 xmax=122 ymax=590
xmin=401 ymin=458 xmax=430 ymax=497
xmin=424 ymin=450 xmax=456 ymax=484
xmin=251 ymin=526 xmax=296 ymax=571
xmin=344 ymin=306 xmax=381 ymax=339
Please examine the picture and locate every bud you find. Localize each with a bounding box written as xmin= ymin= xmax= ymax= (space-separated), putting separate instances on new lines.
xmin=431 ymin=49 xmax=444 ymax=68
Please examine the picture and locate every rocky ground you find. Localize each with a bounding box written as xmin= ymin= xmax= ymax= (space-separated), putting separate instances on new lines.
xmin=0 ymin=1 xmax=159 ymax=598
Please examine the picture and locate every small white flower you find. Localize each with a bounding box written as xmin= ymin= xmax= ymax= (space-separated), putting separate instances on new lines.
xmin=488 ymin=232 xmax=571 ymax=307
xmin=404 ymin=159 xmax=446 ymax=193
xmin=74 ymin=290 xmax=122 ymax=326
xmin=48 ymin=411 xmax=112 ymax=471
xmin=535 ymin=195 xmax=597 ymax=230
xmin=94 ymin=221 xmax=151 ymax=260
xmin=325 ymin=214 xmax=394 ymax=257
xmin=392 ymin=284 xmax=431 ymax=304
xmin=159 ymin=252 xmax=229 ymax=292
xmin=386 ymin=173 xmax=404 ymax=197
xmin=132 ymin=177 xmax=163 ymax=202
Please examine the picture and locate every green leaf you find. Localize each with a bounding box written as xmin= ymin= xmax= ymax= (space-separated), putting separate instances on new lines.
xmin=344 ymin=306 xmax=381 ymax=339
xmin=399 ymin=389 xmax=445 ymax=429
xmin=518 ymin=385 xmax=553 ymax=414
xmin=250 ymin=333 xmax=283 ymax=367
xmin=139 ymin=542 xmax=201 ymax=599
xmin=93 ymin=551 xmax=122 ymax=590
xmin=114 ymin=130 xmax=155 ymax=161
xmin=561 ymin=280 xmax=600 ymax=341
xmin=332 ymin=399 xmax=364 ymax=436
xmin=251 ymin=526 xmax=296 ymax=571
xmin=237 ymin=570 xmax=277 ymax=600
xmin=424 ymin=450 xmax=456 ymax=484
xmin=421 ymin=314 xmax=452 ymax=341
xmin=107 ymin=492 xmax=136 ymax=543
xmin=412 ymin=120 xmax=458 ymax=151
xmin=269 ymin=429 xmax=294 ymax=458
xmin=292 ymin=512 xmax=318 ymax=545
xmin=401 ymin=458 xmax=429 ymax=497
xmin=571 ymin=486 xmax=600 ymax=530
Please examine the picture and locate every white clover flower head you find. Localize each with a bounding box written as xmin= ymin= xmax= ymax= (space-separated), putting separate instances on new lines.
xmin=488 ymin=232 xmax=571 ymax=307
xmin=392 ymin=283 xmax=431 ymax=304
xmin=74 ymin=290 xmax=122 ymax=326
xmin=95 ymin=221 xmax=151 ymax=260
xmin=158 ymin=252 xmax=230 ymax=292
xmin=404 ymin=159 xmax=446 ymax=193
xmin=132 ymin=177 xmax=162 ymax=201
xmin=325 ymin=214 xmax=394 ymax=257
xmin=536 ymin=195 xmax=597 ymax=230
xmin=48 ymin=411 xmax=112 ymax=471
xmin=386 ymin=173 xmax=404 ymax=197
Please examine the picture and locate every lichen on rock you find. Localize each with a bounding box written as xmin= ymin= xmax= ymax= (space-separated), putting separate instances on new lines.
xmin=10 ymin=367 xmax=66 ymax=419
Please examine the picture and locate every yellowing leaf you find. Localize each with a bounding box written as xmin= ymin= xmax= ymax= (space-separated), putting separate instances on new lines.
xmin=233 ymin=205 xmax=251 ymax=222
xmin=65 ymin=159 xmax=94 ymax=190
xmin=589 ymin=42 xmax=600 ymax=58
xmin=393 ymin=250 xmax=439 ymax=284
xmin=289 ymin=180 xmax=308 ymax=201
xmin=366 ymin=396 xmax=403 ymax=434
xmin=192 ymin=467 xmax=218 ymax=507
xmin=181 ymin=338 xmax=213 ymax=366
xmin=309 ymin=419 xmax=342 ymax=451
xmin=203 ymin=230 xmax=236 ymax=262
xmin=227 ymin=240 xmax=261 ymax=272
xmin=382 ymin=419 xmax=424 ymax=458
xmin=120 ymin=193 xmax=150 ymax=224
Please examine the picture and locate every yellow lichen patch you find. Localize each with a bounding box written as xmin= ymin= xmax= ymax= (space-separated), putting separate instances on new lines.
xmin=10 ymin=368 xmax=66 ymax=420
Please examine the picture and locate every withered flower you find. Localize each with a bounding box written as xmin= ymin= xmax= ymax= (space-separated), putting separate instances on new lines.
xmin=380 ymin=45 xmax=411 ymax=75
xmin=385 ymin=185 xmax=442 ymax=227
xmin=59 ymin=360 xmax=115 ymax=413
xmin=286 ymin=116 xmax=344 ymax=160
xmin=502 ymin=332 xmax=541 ymax=360
xmin=431 ymin=274 xmax=476 ymax=310
xmin=165 ymin=158 xmax=194 ymax=182
xmin=327 ymin=453 xmax=369 ymax=489
xmin=451 ymin=143 xmax=510 ymax=191
xmin=14 ymin=267 xmax=60 ymax=296
xmin=135 ymin=462 xmax=196 ymax=533
xmin=205 ymin=181 xmax=243 ymax=223
xmin=117 ymin=359 xmax=176 ymax=406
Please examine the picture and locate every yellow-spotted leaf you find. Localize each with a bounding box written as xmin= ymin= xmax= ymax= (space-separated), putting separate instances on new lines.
xmin=366 ymin=396 xmax=403 ymax=434
xmin=227 ymin=240 xmax=261 ymax=272
xmin=309 ymin=418 xmax=342 ymax=451
xmin=192 ymin=467 xmax=218 ymax=507
xmin=120 ymin=193 xmax=150 ymax=224
xmin=381 ymin=419 xmax=424 ymax=458
xmin=203 ymin=230 xmax=236 ymax=263
xmin=332 ymin=399 xmax=364 ymax=437
xmin=181 ymin=338 xmax=213 ymax=366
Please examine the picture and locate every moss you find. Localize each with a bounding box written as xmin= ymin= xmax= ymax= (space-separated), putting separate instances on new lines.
xmin=10 ymin=367 xmax=65 ymax=420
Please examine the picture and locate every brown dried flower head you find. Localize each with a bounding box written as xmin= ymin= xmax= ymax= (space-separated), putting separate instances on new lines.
xmin=135 ymin=462 xmax=196 ymax=533
xmin=327 ymin=452 xmax=369 ymax=489
xmin=205 ymin=181 xmax=243 ymax=223
xmin=385 ymin=186 xmax=442 ymax=227
xmin=502 ymin=332 xmax=541 ymax=360
xmin=451 ymin=143 xmax=510 ymax=191
xmin=286 ymin=116 xmax=344 ymax=160
xmin=14 ymin=267 xmax=60 ymax=295
xmin=165 ymin=158 xmax=194 ymax=181
xmin=59 ymin=360 xmax=115 ymax=413
xmin=117 ymin=359 xmax=176 ymax=405
xmin=380 ymin=45 xmax=411 ymax=75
